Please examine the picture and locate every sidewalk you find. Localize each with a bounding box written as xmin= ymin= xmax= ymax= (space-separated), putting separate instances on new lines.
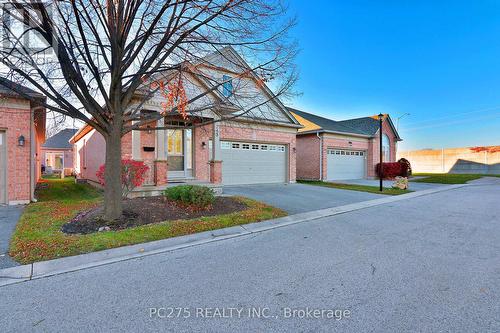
xmin=0 ymin=205 xmax=24 ymax=269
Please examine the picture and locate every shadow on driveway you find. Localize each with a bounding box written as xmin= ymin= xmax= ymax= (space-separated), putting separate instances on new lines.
xmin=0 ymin=205 xmax=24 ymax=269
xmin=224 ymin=183 xmax=384 ymax=214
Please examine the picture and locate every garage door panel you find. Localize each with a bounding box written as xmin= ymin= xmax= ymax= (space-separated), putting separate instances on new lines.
xmin=326 ymin=149 xmax=366 ymax=180
xmin=221 ymin=141 xmax=287 ymax=185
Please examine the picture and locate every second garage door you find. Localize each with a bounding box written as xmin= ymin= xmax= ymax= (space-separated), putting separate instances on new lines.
xmin=220 ymin=141 xmax=287 ymax=185
xmin=326 ymin=149 xmax=366 ymax=180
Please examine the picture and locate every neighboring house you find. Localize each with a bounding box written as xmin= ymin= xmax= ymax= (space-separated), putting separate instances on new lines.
xmin=290 ymin=108 xmax=401 ymax=180
xmin=41 ymin=128 xmax=78 ymax=176
xmin=70 ymin=47 xmax=301 ymax=195
xmin=0 ymin=78 xmax=46 ymax=205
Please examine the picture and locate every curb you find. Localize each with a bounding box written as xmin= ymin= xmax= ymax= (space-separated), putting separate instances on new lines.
xmin=0 ymin=184 xmax=466 ymax=287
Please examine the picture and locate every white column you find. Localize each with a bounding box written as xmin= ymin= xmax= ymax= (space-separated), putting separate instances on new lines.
xmin=132 ymin=121 xmax=141 ymax=160
xmin=156 ymin=117 xmax=167 ymax=160
xmin=212 ymin=121 xmax=221 ymax=161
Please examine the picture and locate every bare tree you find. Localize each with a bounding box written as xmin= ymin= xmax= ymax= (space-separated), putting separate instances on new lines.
xmin=0 ymin=0 xmax=298 ymax=220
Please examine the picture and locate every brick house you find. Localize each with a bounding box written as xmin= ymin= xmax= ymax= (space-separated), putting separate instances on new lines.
xmin=70 ymin=47 xmax=301 ymax=195
xmin=290 ymin=108 xmax=401 ymax=180
xmin=41 ymin=128 xmax=78 ymax=176
xmin=0 ymin=78 xmax=46 ymax=205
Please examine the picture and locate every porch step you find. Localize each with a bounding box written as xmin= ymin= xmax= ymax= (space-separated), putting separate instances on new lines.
xmin=129 ymin=181 xmax=223 ymax=198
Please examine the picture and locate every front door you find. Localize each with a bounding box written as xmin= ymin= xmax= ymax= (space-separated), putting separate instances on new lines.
xmin=0 ymin=131 xmax=7 ymax=204
xmin=167 ymin=129 xmax=193 ymax=179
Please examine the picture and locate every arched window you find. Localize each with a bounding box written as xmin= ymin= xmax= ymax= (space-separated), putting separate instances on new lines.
xmin=382 ymin=134 xmax=391 ymax=161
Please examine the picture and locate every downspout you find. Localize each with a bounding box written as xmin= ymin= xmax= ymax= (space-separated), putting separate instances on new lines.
xmin=30 ymin=108 xmax=35 ymax=202
xmin=317 ymin=132 xmax=323 ymax=181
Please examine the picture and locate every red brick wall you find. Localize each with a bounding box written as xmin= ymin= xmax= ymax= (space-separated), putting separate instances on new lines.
xmin=296 ymin=134 xmax=321 ymax=180
xmin=0 ymin=99 xmax=32 ymax=203
xmin=121 ymin=132 xmax=132 ymax=159
xmin=194 ymin=124 xmax=212 ymax=181
xmin=367 ymin=120 xmax=398 ymax=177
xmin=322 ymin=135 xmax=370 ymax=180
xmin=220 ymin=124 xmax=297 ymax=182
xmin=194 ymin=123 xmax=297 ymax=183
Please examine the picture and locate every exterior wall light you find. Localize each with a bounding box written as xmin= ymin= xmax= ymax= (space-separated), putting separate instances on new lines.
xmin=18 ymin=135 xmax=25 ymax=146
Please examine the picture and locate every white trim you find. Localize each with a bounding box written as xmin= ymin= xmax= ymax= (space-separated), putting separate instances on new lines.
xmin=8 ymin=200 xmax=30 ymax=205
xmin=131 ymin=120 xmax=141 ymax=160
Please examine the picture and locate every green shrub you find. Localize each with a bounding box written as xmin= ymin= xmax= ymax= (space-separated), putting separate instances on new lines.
xmin=164 ymin=185 xmax=215 ymax=208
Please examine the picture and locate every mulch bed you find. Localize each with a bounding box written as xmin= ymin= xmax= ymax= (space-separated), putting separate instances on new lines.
xmin=61 ymin=196 xmax=247 ymax=235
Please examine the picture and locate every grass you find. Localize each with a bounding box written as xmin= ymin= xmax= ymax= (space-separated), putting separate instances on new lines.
xmin=412 ymin=173 xmax=500 ymax=184
xmin=297 ymin=180 xmax=411 ymax=195
xmin=9 ymin=178 xmax=287 ymax=264
xmin=41 ymin=174 xmax=63 ymax=180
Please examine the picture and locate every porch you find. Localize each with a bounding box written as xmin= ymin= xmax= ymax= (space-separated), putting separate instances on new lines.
xmin=130 ymin=178 xmax=223 ymax=198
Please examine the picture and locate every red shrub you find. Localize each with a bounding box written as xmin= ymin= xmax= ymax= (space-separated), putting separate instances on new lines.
xmin=376 ymin=162 xmax=403 ymax=179
xmin=398 ymin=158 xmax=412 ymax=177
xmin=96 ymin=159 xmax=149 ymax=198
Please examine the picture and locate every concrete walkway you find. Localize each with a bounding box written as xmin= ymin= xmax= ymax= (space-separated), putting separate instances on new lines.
xmin=0 ymin=205 xmax=23 ymax=269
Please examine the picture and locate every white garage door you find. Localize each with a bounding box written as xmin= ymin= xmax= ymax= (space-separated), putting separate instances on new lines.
xmin=221 ymin=141 xmax=287 ymax=185
xmin=327 ymin=149 xmax=366 ymax=180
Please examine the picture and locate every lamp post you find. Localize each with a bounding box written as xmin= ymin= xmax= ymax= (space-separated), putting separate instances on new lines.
xmin=378 ymin=113 xmax=384 ymax=192
xmin=396 ymin=112 xmax=410 ymax=132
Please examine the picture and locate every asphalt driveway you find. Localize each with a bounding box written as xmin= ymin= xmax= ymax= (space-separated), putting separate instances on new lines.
xmin=224 ymin=183 xmax=385 ymax=214
xmin=0 ymin=205 xmax=23 ymax=269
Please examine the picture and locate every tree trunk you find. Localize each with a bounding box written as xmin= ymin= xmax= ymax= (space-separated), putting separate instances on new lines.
xmin=104 ymin=128 xmax=123 ymax=220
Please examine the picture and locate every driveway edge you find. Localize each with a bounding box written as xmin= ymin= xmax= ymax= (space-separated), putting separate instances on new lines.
xmin=0 ymin=184 xmax=466 ymax=287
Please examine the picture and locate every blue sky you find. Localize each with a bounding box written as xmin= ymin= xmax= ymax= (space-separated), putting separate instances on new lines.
xmin=287 ymin=1 xmax=500 ymax=150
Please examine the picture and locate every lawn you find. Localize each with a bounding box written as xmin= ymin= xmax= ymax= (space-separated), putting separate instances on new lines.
xmin=412 ymin=173 xmax=500 ymax=184
xmin=9 ymin=178 xmax=286 ymax=264
xmin=297 ymin=180 xmax=411 ymax=195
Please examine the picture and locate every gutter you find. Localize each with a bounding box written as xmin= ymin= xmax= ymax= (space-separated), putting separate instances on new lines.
xmin=30 ymin=108 xmax=35 ymax=202
xmin=298 ymin=129 xmax=372 ymax=139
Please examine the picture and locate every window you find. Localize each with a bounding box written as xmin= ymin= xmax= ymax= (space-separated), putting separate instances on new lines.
xmin=242 ymin=144 xmax=250 ymax=150
xmin=382 ymin=134 xmax=391 ymax=161
xmin=167 ymin=129 xmax=183 ymax=155
xmin=277 ymin=146 xmax=285 ymax=152
xmin=222 ymin=75 xmax=233 ymax=97
xmin=252 ymin=144 xmax=259 ymax=150
xmin=221 ymin=142 xmax=231 ymax=149
xmin=46 ymin=152 xmax=64 ymax=170
xmin=261 ymin=145 xmax=268 ymax=151
xmin=269 ymin=145 xmax=277 ymax=151
xmin=232 ymin=143 xmax=240 ymax=149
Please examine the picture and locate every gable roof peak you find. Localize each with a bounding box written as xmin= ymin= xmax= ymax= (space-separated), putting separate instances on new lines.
xmin=43 ymin=128 xmax=78 ymax=149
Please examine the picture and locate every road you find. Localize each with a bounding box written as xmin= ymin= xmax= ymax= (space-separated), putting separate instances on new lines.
xmin=1 ymin=179 xmax=499 ymax=332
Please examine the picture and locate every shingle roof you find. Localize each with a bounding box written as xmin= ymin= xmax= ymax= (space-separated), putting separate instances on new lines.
xmin=0 ymin=77 xmax=44 ymax=98
xmin=287 ymin=107 xmax=370 ymax=136
xmin=289 ymin=107 xmax=402 ymax=141
xmin=336 ymin=117 xmax=381 ymax=136
xmin=42 ymin=128 xmax=78 ymax=149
